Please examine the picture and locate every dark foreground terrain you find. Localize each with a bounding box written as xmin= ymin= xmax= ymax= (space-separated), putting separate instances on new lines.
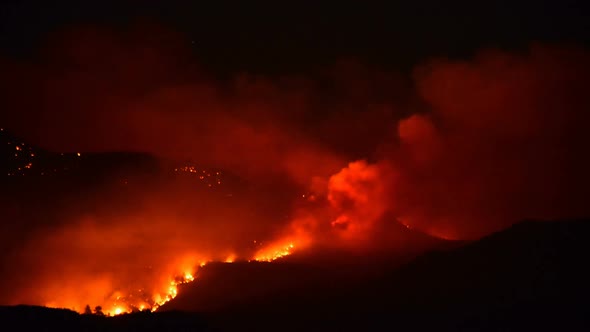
xmin=2 ymin=219 xmax=589 ymax=331
xmin=0 ymin=306 xmax=213 ymax=331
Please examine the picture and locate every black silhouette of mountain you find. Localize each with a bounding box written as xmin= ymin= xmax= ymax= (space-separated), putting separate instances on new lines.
xmin=163 ymin=220 xmax=457 ymax=313
xmin=0 ymin=305 xmax=214 ymax=332
xmin=185 ymin=219 xmax=590 ymax=331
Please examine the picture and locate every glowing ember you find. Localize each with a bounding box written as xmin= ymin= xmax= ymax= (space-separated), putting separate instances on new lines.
xmin=253 ymin=242 xmax=296 ymax=262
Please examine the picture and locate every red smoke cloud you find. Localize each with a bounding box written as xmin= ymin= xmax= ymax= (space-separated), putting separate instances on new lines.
xmin=271 ymin=45 xmax=590 ymax=244
xmin=327 ymin=161 xmax=393 ymax=243
xmin=390 ymin=45 xmax=590 ymax=239
xmin=1 ymin=23 xmax=590 ymax=312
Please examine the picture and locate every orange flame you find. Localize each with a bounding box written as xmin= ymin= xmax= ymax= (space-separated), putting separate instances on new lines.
xmin=42 ymin=241 xmax=304 ymax=316
xmin=224 ymin=254 xmax=236 ymax=263
xmin=253 ymin=242 xmax=295 ymax=262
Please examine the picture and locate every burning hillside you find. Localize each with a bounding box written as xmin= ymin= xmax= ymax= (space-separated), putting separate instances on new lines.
xmin=0 ymin=150 xmax=442 ymax=316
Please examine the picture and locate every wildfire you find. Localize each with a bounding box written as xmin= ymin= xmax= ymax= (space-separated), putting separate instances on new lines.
xmin=64 ymin=240 xmax=302 ymax=317
xmin=224 ymin=254 xmax=236 ymax=263
xmin=253 ymin=242 xmax=296 ymax=262
xmin=78 ymin=265 xmax=203 ymax=317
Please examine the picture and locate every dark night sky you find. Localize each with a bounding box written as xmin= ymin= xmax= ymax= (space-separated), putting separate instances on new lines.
xmin=1 ymin=0 xmax=588 ymax=74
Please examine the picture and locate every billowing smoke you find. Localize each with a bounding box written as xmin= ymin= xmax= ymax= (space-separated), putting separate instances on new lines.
xmin=272 ymin=45 xmax=590 ymax=244
xmin=390 ymin=45 xmax=590 ymax=239
xmin=1 ymin=23 xmax=589 ymax=312
xmin=327 ymin=161 xmax=393 ymax=242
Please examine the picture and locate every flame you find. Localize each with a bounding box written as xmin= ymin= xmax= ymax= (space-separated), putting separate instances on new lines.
xmin=23 ymin=166 xmax=313 ymax=317
xmin=148 ymin=267 xmax=199 ymax=313
xmin=224 ymin=254 xmax=236 ymax=263
xmin=254 ymin=242 xmax=295 ymax=262
xmin=41 ymin=241 xmax=302 ymax=316
xmin=101 ymin=243 xmax=299 ymax=316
